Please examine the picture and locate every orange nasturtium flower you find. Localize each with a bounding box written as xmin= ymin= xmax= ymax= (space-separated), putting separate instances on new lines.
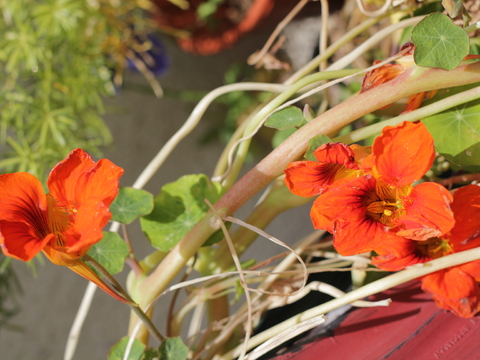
xmin=373 ymin=185 xmax=480 ymax=318
xmin=0 ymin=149 xmax=126 ymax=302
xmin=284 ymin=121 xmax=455 ymax=256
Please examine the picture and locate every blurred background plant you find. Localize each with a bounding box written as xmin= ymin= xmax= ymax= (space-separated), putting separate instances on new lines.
xmin=0 ymin=254 xmax=22 ymax=331
xmin=0 ymin=0 xmax=167 ymax=180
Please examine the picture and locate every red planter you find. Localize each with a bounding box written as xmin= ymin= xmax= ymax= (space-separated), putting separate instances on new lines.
xmin=271 ymin=281 xmax=480 ymax=360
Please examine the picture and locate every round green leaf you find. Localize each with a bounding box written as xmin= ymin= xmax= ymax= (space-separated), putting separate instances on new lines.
xmin=412 ymin=13 xmax=469 ymax=71
xmin=108 ymin=337 xmax=145 ymax=360
xmin=423 ymin=95 xmax=480 ymax=172
xmin=158 ymin=337 xmax=188 ymax=360
xmin=87 ymin=232 xmax=129 ymax=275
xmin=110 ymin=187 xmax=154 ymax=224
xmin=265 ymin=106 xmax=305 ymax=130
xmin=140 ymin=174 xmax=224 ymax=251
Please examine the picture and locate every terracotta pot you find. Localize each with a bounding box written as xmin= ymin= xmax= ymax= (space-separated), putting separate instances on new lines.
xmin=151 ymin=0 xmax=275 ymax=55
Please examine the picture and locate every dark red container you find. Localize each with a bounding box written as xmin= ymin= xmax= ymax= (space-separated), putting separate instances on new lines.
xmin=271 ymin=281 xmax=480 ymax=360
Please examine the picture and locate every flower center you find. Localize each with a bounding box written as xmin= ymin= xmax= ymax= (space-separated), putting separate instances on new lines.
xmin=46 ymin=194 xmax=74 ymax=247
xmin=416 ymin=237 xmax=453 ymax=259
xmin=364 ymin=182 xmax=403 ymax=227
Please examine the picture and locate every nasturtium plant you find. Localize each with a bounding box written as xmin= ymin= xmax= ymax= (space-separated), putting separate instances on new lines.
xmin=110 ymin=187 xmax=154 ymax=224
xmin=265 ymin=106 xmax=305 ymax=130
xmin=108 ymin=337 xmax=145 ymax=360
xmin=88 ymin=232 xmax=129 ymax=275
xmin=412 ymin=13 xmax=469 ymax=71
xmin=140 ymin=174 xmax=225 ymax=251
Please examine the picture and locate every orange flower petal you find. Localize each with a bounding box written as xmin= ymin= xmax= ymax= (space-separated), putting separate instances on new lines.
xmin=332 ymin=218 xmax=386 ymax=256
xmin=284 ymin=143 xmax=360 ymax=197
xmin=402 ymin=92 xmax=427 ymax=114
xmin=0 ymin=172 xmax=48 ymax=223
xmin=448 ymin=185 xmax=480 ymax=251
xmin=66 ymin=199 xmax=111 ymax=254
xmin=310 ymin=176 xmax=375 ymax=224
xmin=47 ymin=149 xmax=97 ymax=203
xmin=312 ymin=143 xmax=360 ymax=169
xmin=397 ymin=182 xmax=454 ymax=240
xmin=421 ymin=268 xmax=480 ymax=318
xmin=310 ymin=197 xmax=334 ymax=233
xmin=460 ymin=261 xmax=480 ymax=283
xmin=0 ymin=172 xmax=50 ymax=260
xmin=360 ymin=62 xmax=406 ymax=93
xmin=284 ymin=161 xmax=343 ymax=197
xmin=74 ymin=158 xmax=124 ymax=206
xmin=372 ymin=252 xmax=424 ymax=271
xmin=373 ymin=121 xmax=435 ymax=187
xmin=374 ymin=232 xmax=417 ymax=259
xmin=0 ymin=222 xmax=53 ymax=261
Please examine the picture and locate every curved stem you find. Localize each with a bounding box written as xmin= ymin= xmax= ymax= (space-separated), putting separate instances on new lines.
xmin=82 ymin=254 xmax=165 ymax=343
xmin=333 ymin=83 xmax=480 ymax=144
xmin=131 ymin=82 xmax=286 ymax=190
xmin=222 ymin=69 xmax=361 ymax=189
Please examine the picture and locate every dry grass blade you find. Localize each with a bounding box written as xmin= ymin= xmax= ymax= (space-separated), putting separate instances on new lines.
xmin=245 ymin=315 xmax=327 ymax=360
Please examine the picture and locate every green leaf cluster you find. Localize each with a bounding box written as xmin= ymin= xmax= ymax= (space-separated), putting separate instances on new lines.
xmin=0 ymin=0 xmax=151 ymax=179
xmin=109 ymin=337 xmax=188 ymax=360
xmin=140 ymin=174 xmax=225 ymax=251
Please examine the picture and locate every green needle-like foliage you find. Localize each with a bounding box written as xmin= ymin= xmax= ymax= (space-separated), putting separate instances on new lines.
xmin=0 ymin=0 xmax=154 ymax=180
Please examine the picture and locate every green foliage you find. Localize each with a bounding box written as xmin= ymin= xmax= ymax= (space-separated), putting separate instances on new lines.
xmin=304 ymin=134 xmax=331 ymax=161
xmin=141 ymin=348 xmax=160 ymax=360
xmin=265 ymin=106 xmax=305 ymax=130
xmin=87 ymin=232 xmax=129 ymax=275
xmin=0 ymin=255 xmax=21 ymax=329
xmin=158 ymin=337 xmax=189 ymax=360
xmin=272 ymin=127 xmax=297 ymax=149
xmin=423 ymin=98 xmax=480 ymax=172
xmin=109 ymin=337 xmax=145 ymax=360
xmin=0 ymin=0 xmax=152 ymax=179
xmin=111 ymin=187 xmax=154 ymax=225
xmin=140 ymin=174 xmax=225 ymax=251
xmin=139 ymin=337 xmax=189 ymax=360
xmin=412 ymin=13 xmax=469 ymax=71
